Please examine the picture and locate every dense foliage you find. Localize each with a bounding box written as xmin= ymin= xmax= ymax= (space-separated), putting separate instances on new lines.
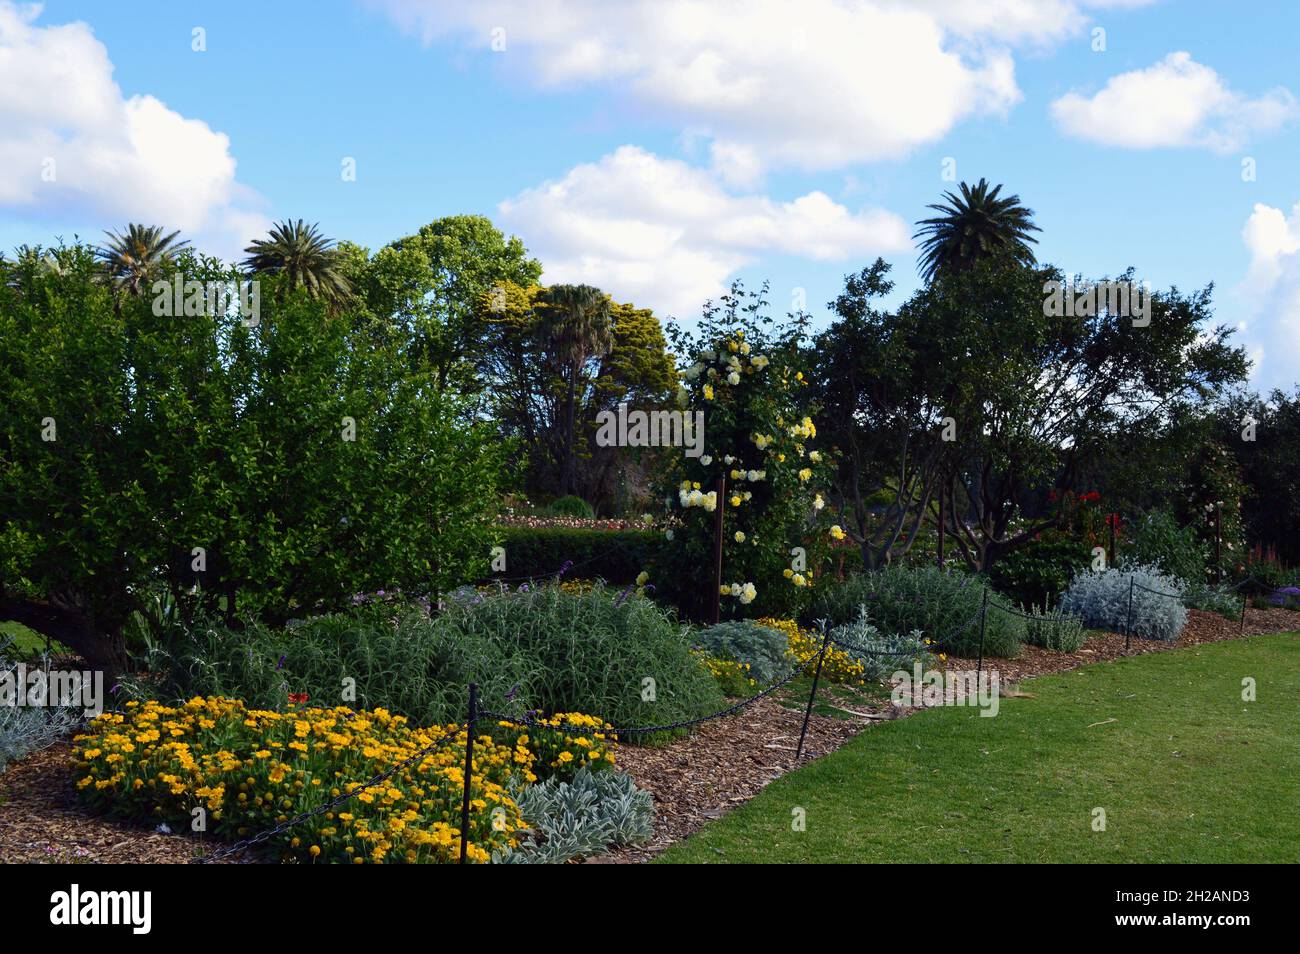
xmin=1060 ymin=565 xmax=1188 ymax=642
xmin=0 ymin=244 xmax=503 ymax=671
xmin=658 ymin=283 xmax=836 ymax=619
xmin=810 ymin=565 xmax=1024 ymax=658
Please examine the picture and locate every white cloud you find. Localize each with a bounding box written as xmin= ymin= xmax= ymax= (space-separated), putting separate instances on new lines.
xmin=1051 ymin=52 xmax=1296 ymax=152
xmin=0 ymin=2 xmax=266 ymax=256
xmin=372 ymin=0 xmax=1151 ymax=174
xmin=497 ymin=145 xmax=911 ymax=318
xmin=1239 ymin=202 xmax=1300 ymax=389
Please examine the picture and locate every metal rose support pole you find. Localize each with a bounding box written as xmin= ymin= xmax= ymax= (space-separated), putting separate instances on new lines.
xmin=458 ymin=682 xmax=478 ymax=864
xmin=1240 ymin=592 xmax=1249 ymax=636
xmin=976 ymin=587 xmax=988 ymax=679
xmin=711 ymin=474 xmax=725 ymax=625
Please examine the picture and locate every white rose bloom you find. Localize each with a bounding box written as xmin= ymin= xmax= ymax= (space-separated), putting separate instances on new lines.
xmin=728 ymin=372 xmax=740 ymax=385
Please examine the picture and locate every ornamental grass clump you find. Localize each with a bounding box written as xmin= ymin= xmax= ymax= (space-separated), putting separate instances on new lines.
xmin=1021 ymin=605 xmax=1087 ymax=653
xmin=1059 ymin=564 xmax=1188 ymax=642
xmin=74 ymin=697 xmax=532 ymax=864
xmin=131 ymin=585 xmax=725 ymax=740
xmin=431 ymin=584 xmax=726 ymax=736
xmin=810 ymin=565 xmax=1023 ymax=658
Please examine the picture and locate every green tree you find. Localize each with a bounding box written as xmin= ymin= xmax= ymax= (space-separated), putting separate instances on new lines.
xmin=475 ymin=283 xmax=675 ymax=509
xmin=243 ymin=219 xmax=351 ymax=303
xmin=0 ymin=241 xmax=503 ymax=674
xmin=542 ymin=284 xmax=613 ymax=497
xmin=97 ymin=224 xmax=189 ymax=296
xmin=385 ymin=215 xmax=542 ymax=392
xmin=913 ymin=178 xmax=1040 ymax=284
xmin=812 ymin=255 xmax=1248 ymax=571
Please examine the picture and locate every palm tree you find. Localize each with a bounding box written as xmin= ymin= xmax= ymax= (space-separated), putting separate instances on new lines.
xmin=543 ymin=284 xmax=613 ymax=496
xmin=913 ymin=179 xmax=1040 ymax=284
xmin=243 ymin=219 xmax=351 ymax=303
xmin=98 ymin=224 xmax=189 ymax=295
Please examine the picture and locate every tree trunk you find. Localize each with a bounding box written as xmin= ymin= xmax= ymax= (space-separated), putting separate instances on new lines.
xmin=0 ymin=596 xmax=128 ymax=677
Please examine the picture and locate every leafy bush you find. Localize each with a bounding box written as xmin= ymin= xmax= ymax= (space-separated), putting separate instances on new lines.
xmin=758 ymin=617 xmax=867 ymax=684
xmin=828 ymin=609 xmax=930 ymax=683
xmin=432 ymin=585 xmax=726 ymax=736
xmin=656 ymin=286 xmax=837 ymax=621
xmin=491 ymin=526 xmax=665 ymax=586
xmin=1059 ymin=565 xmax=1188 ymax=642
xmin=1183 ymin=582 xmax=1242 ymax=619
xmin=809 ymin=565 xmax=1023 ymax=658
xmin=1 ymin=645 xmax=84 ymax=772
xmin=694 ymin=620 xmax=792 ymax=685
xmin=497 ymin=767 xmax=654 ymax=864
xmin=1021 ymin=606 xmax=1086 ymax=653
xmin=1123 ymin=510 xmax=1208 ymax=584
xmin=75 ymin=698 xmax=532 ymax=863
xmin=695 ymin=653 xmax=759 ymax=696
xmin=988 ymin=533 xmax=1092 ymax=608
xmin=134 ymin=586 xmax=725 ymax=739
xmin=545 ymin=495 xmax=596 ymax=519
xmin=0 ymin=245 xmax=503 ymax=671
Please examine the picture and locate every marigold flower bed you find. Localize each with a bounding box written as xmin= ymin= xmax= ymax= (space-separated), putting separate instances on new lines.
xmin=74 ymin=697 xmax=537 ymax=863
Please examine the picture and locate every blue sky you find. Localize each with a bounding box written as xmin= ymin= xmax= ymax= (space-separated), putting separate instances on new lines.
xmin=3 ymin=0 xmax=1298 ymax=390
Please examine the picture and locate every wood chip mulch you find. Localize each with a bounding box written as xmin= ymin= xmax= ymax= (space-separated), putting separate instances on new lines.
xmin=2 ymin=606 xmax=1296 ymax=865
xmin=588 ymin=695 xmax=881 ymax=863
xmin=0 ymin=743 xmax=247 ymax=864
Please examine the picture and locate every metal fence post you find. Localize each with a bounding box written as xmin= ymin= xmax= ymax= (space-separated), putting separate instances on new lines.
xmin=1124 ymin=576 xmax=1135 ymax=652
xmin=1239 ymin=592 xmax=1249 ymax=636
xmin=458 ymin=682 xmax=478 ymax=864
xmin=710 ymin=474 xmax=726 ymax=625
xmin=795 ymin=628 xmax=830 ymax=762
xmin=975 ymin=587 xmax=989 ymax=679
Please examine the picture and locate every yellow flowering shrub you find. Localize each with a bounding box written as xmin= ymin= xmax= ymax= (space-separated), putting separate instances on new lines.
xmin=74 ymin=697 xmax=534 ymax=864
xmin=757 ymin=617 xmax=867 ymax=684
xmin=494 ymin=712 xmax=617 ymax=782
xmin=693 ymin=650 xmax=758 ymax=696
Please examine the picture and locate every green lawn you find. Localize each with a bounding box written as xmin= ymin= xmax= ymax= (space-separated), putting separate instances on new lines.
xmin=0 ymin=620 xmax=67 ymax=659
xmin=660 ymin=632 xmax=1300 ymax=863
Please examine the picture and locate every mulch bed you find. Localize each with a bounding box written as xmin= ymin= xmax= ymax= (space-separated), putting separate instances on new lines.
xmin=3 ymin=606 xmax=1297 ymax=865
xmin=0 ymin=743 xmax=245 ymax=864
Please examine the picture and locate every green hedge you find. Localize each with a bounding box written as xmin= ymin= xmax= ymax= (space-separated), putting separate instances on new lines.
xmin=489 ymin=526 xmax=666 ymax=585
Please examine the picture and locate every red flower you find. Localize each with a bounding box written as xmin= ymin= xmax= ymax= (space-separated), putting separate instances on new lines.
xmin=288 ymin=692 xmax=309 ymax=704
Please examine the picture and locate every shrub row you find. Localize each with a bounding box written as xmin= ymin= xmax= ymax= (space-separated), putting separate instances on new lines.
xmin=487 ymin=526 xmax=666 ymax=586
